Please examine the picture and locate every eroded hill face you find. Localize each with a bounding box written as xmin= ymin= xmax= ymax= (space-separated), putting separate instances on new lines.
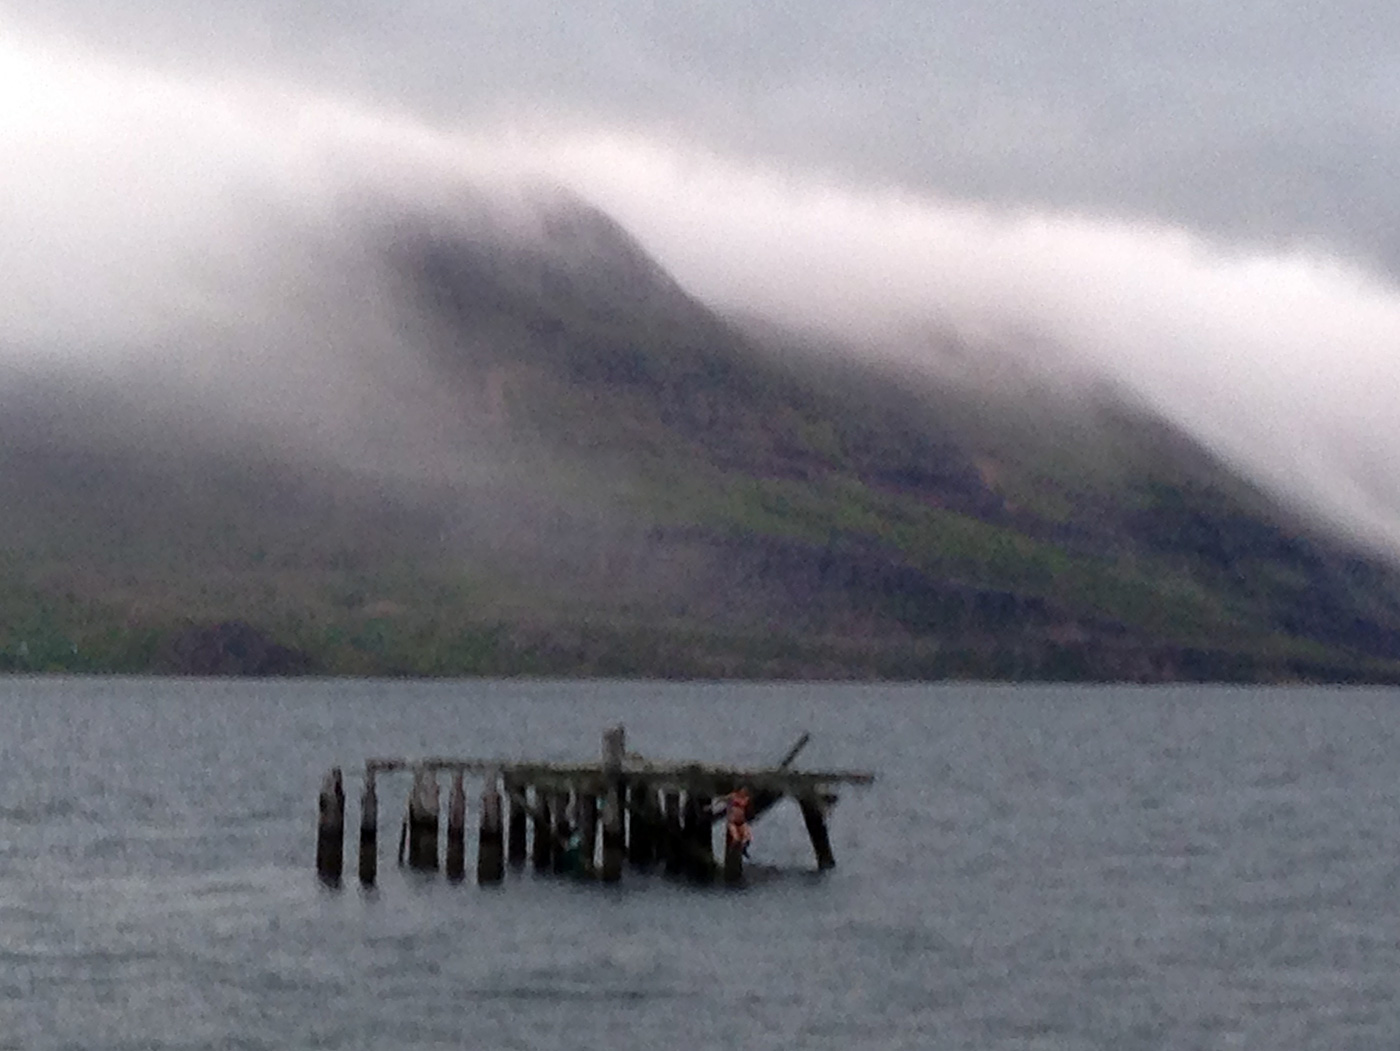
xmin=5 ymin=186 xmax=1400 ymax=681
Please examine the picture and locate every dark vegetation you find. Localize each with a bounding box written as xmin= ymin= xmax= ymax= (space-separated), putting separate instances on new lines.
xmin=5 ymin=193 xmax=1400 ymax=681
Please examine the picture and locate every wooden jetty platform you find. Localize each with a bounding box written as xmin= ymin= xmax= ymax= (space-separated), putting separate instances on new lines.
xmin=316 ymin=726 xmax=874 ymax=887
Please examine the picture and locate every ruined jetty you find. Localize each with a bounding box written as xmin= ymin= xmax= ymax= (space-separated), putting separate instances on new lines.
xmin=315 ymin=726 xmax=874 ymax=887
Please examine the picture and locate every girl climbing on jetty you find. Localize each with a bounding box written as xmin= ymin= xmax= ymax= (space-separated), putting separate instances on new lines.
xmin=721 ymin=787 xmax=753 ymax=856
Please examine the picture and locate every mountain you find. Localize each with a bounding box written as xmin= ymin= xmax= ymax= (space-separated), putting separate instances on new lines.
xmin=5 ymin=187 xmax=1400 ymax=682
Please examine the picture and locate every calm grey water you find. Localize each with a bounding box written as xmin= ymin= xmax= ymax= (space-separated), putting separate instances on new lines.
xmin=1 ymin=677 xmax=1398 ymax=1050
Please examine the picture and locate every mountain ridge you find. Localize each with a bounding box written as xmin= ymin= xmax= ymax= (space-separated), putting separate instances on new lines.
xmin=4 ymin=187 xmax=1400 ymax=682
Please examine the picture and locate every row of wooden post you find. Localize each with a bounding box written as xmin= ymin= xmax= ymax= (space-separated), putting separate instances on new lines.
xmin=316 ymin=728 xmax=839 ymax=888
xmin=316 ymin=778 xmax=733 ymax=884
xmin=319 ymin=767 xmax=791 ymax=886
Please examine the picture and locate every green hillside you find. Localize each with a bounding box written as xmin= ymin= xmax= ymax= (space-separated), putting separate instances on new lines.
xmin=4 ymin=194 xmax=1400 ymax=682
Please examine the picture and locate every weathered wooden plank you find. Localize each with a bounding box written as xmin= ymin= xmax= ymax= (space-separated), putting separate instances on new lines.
xmin=316 ymin=767 xmax=344 ymax=884
xmin=366 ymin=758 xmax=872 ymax=791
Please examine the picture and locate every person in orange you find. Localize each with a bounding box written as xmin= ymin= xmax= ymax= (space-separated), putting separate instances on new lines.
xmin=724 ymin=787 xmax=753 ymax=857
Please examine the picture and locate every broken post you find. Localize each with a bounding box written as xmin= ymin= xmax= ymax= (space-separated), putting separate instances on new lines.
xmin=358 ymin=770 xmax=377 ymax=886
xmin=505 ymin=778 xmax=528 ymax=867
xmin=602 ymin=725 xmax=625 ymax=770
xmin=799 ymin=795 xmax=836 ymax=870
xmin=316 ymin=767 xmax=345 ymax=884
xmin=445 ymin=771 xmax=467 ymax=881
xmin=478 ymin=777 xmax=505 ymax=884
xmin=407 ymin=766 xmax=440 ymax=871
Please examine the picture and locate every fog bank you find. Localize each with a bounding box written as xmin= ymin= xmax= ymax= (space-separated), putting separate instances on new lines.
xmin=6 ymin=27 xmax=1400 ymax=556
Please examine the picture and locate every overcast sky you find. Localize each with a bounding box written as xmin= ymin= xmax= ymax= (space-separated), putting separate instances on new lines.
xmin=10 ymin=0 xmax=1400 ymax=273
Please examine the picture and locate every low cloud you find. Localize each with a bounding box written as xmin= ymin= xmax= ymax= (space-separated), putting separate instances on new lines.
xmin=6 ymin=27 xmax=1400 ymax=558
xmin=549 ymin=137 xmax=1400 ymax=552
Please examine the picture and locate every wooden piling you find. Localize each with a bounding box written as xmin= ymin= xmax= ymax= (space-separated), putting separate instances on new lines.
xmin=680 ymin=791 xmax=714 ymax=881
xmin=601 ymin=729 xmax=626 ymax=881
xmin=316 ymin=767 xmax=345 ymax=884
xmin=662 ymin=790 xmax=683 ymax=877
xmin=530 ymin=787 xmax=553 ymax=871
xmin=578 ymin=787 xmax=598 ymax=875
xmin=478 ymin=778 xmax=505 ymax=884
xmin=358 ymin=771 xmax=377 ymax=886
xmin=692 ymin=793 xmax=714 ymax=882
xmin=407 ymin=766 xmax=440 ymax=871
xmin=628 ymin=782 xmax=657 ymax=868
xmin=505 ymin=778 xmax=528 ymax=867
xmin=601 ymin=784 xmax=624 ymax=882
xmin=551 ymin=789 xmax=572 ymax=874
xmin=723 ymin=825 xmax=745 ymax=885
xmin=799 ymin=795 xmax=836 ymax=870
xmin=445 ymin=771 xmax=467 ymax=882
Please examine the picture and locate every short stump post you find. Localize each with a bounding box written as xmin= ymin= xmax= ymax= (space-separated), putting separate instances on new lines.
xmin=478 ymin=778 xmax=505 ymax=884
xmin=445 ymin=771 xmax=467 ymax=882
xmin=316 ymin=767 xmax=345 ymax=884
xmin=407 ymin=766 xmax=440 ymax=871
xmin=358 ymin=771 xmax=377 ymax=887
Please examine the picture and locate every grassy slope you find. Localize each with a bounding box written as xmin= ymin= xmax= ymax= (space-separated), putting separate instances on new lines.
xmin=6 ymin=200 xmax=1400 ymax=681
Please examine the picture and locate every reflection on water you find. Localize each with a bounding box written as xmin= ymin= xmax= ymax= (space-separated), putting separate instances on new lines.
xmin=1 ymin=677 xmax=1398 ymax=1049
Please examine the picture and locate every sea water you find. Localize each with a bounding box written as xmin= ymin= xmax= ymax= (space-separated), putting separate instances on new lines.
xmin=1 ymin=677 xmax=1397 ymax=1049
